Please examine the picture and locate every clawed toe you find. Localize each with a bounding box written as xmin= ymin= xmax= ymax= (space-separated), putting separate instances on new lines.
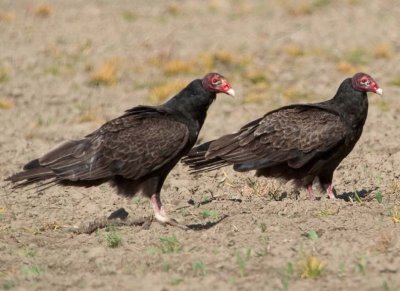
xmin=154 ymin=213 xmax=188 ymax=230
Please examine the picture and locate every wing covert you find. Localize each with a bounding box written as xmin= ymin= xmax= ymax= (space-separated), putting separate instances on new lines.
xmin=207 ymin=107 xmax=347 ymax=169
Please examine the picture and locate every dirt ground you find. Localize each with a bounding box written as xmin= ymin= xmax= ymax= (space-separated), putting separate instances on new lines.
xmin=1 ymin=0 xmax=400 ymax=290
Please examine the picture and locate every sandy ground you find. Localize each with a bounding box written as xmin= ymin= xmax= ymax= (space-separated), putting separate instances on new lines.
xmin=1 ymin=0 xmax=400 ymax=290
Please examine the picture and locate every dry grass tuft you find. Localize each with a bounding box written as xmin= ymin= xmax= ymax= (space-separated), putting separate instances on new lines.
xmin=315 ymin=205 xmax=339 ymax=217
xmin=285 ymin=44 xmax=305 ymax=57
xmin=34 ymin=4 xmax=52 ymax=18
xmin=33 ymin=222 xmax=62 ymax=234
xmin=240 ymin=178 xmax=283 ymax=200
xmin=149 ymin=80 xmax=188 ymax=103
xmin=342 ymin=48 xmax=371 ymax=65
xmin=199 ymin=50 xmax=252 ymax=72
xmin=391 ymin=207 xmax=400 ymax=223
xmin=214 ymin=51 xmax=237 ymax=65
xmin=245 ymin=70 xmax=270 ymax=86
xmin=90 ymin=58 xmax=119 ymax=86
xmin=243 ymin=69 xmax=271 ymax=104
xmin=373 ymin=43 xmax=393 ymax=59
xmin=207 ymin=0 xmax=222 ymax=12
xmin=166 ymin=2 xmax=181 ymax=15
xmin=283 ymin=87 xmax=315 ymax=103
xmin=283 ymin=0 xmax=331 ymax=16
xmin=388 ymin=180 xmax=400 ymax=194
xmin=298 ymin=256 xmax=325 ymax=278
xmin=0 ymin=97 xmax=14 ymax=110
xmin=286 ymin=3 xmax=313 ymax=16
xmin=0 ymin=10 xmax=16 ymax=22
xmin=77 ymin=109 xmax=105 ymax=124
xmin=243 ymin=93 xmax=266 ymax=104
xmin=148 ymin=50 xmax=252 ymax=77
xmin=371 ymin=232 xmax=393 ymax=253
xmin=163 ymin=59 xmax=195 ymax=76
xmin=335 ymin=61 xmax=358 ymax=75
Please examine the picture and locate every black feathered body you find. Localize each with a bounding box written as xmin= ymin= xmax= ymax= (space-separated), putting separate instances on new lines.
xmin=8 ymin=80 xmax=216 ymax=198
xmin=184 ymin=78 xmax=368 ymax=188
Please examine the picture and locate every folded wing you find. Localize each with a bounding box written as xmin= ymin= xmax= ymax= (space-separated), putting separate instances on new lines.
xmin=184 ymin=106 xmax=347 ymax=172
xmin=8 ymin=107 xmax=189 ymax=185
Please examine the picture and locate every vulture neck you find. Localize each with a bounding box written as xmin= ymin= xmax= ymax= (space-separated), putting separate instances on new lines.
xmin=331 ymin=78 xmax=369 ymax=128
xmin=164 ymin=79 xmax=216 ymax=127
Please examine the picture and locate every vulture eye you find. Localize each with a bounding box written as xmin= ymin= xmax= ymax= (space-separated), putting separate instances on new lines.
xmin=211 ymin=78 xmax=221 ymax=85
xmin=360 ymin=78 xmax=370 ymax=86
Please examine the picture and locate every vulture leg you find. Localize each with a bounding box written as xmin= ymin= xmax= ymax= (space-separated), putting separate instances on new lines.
xmin=319 ymin=172 xmax=336 ymax=199
xmin=150 ymin=193 xmax=187 ymax=229
xmin=307 ymin=184 xmax=315 ymax=200
xmin=323 ymin=184 xmax=336 ymax=199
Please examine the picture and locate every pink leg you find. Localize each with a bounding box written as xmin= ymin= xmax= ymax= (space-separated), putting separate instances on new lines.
xmin=150 ymin=193 xmax=169 ymax=223
xmin=150 ymin=194 xmax=187 ymax=229
xmin=307 ymin=184 xmax=315 ymax=200
xmin=323 ymin=184 xmax=336 ymax=199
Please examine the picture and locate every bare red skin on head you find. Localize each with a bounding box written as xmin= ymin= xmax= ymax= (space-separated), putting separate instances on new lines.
xmin=202 ymin=72 xmax=232 ymax=94
xmin=351 ymin=72 xmax=381 ymax=94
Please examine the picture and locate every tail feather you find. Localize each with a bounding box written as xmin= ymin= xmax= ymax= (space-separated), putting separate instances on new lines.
xmin=182 ymin=141 xmax=231 ymax=172
xmin=6 ymin=139 xmax=87 ymax=187
xmin=23 ymin=158 xmax=41 ymax=170
xmin=6 ymin=165 xmax=55 ymax=184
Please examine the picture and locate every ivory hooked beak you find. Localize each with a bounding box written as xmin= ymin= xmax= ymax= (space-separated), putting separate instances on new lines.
xmin=226 ymin=88 xmax=235 ymax=97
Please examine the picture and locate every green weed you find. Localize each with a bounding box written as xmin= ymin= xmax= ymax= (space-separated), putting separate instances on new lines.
xmin=169 ymin=277 xmax=183 ymax=285
xmin=374 ymin=191 xmax=383 ymax=203
xmin=146 ymin=247 xmax=158 ymax=256
xmin=22 ymin=265 xmax=44 ymax=277
xmin=3 ymin=280 xmax=14 ymax=290
xmin=192 ymin=260 xmax=206 ymax=276
xmin=104 ymin=225 xmax=122 ymax=248
xmin=281 ymin=262 xmax=294 ymax=291
xmin=356 ymin=257 xmax=367 ymax=275
xmin=236 ymin=248 xmax=251 ymax=276
xmin=162 ymin=262 xmax=171 ymax=272
xmin=201 ymin=209 xmax=218 ymax=219
xmin=121 ymin=10 xmax=138 ymax=22
xmin=0 ymin=67 xmax=9 ymax=82
xmin=159 ymin=235 xmax=182 ymax=253
xmin=304 ymin=230 xmax=319 ymax=240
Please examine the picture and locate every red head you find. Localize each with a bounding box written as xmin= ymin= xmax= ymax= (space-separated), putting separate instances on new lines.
xmin=202 ymin=73 xmax=235 ymax=96
xmin=351 ymin=73 xmax=383 ymax=95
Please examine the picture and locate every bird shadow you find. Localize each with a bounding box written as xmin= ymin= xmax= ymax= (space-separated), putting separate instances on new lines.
xmin=335 ymin=188 xmax=377 ymax=201
xmin=186 ymin=214 xmax=229 ymax=231
xmin=187 ymin=197 xmax=242 ymax=207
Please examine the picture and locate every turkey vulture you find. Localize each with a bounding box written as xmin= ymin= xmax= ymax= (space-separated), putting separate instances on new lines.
xmin=7 ymin=72 xmax=235 ymax=226
xmin=183 ymin=73 xmax=382 ymax=199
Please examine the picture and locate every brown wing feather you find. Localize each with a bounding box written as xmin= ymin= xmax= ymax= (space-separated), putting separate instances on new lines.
xmin=10 ymin=115 xmax=189 ymax=184
xmin=100 ymin=117 xmax=189 ymax=179
xmin=205 ymin=107 xmax=347 ymax=170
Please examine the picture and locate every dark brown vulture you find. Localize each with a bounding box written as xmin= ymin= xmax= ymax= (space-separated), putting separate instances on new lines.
xmin=7 ymin=73 xmax=235 ymax=226
xmin=183 ymin=73 xmax=382 ymax=199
